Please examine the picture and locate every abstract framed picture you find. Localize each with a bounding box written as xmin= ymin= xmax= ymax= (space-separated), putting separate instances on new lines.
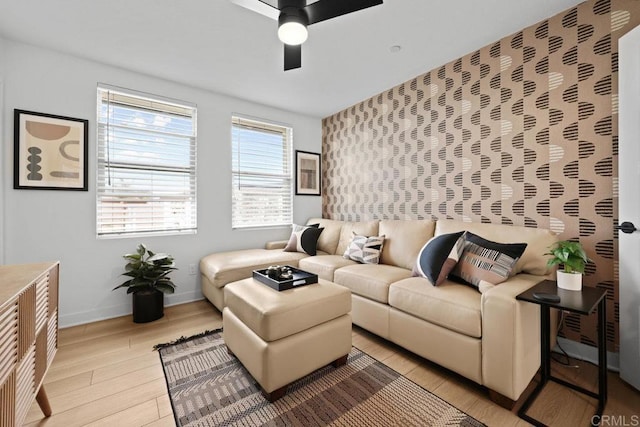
xmin=14 ymin=109 xmax=89 ymax=190
xmin=295 ymin=150 xmax=321 ymax=196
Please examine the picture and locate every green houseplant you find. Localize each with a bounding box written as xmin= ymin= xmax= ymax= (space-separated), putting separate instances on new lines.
xmin=545 ymin=240 xmax=591 ymax=291
xmin=114 ymin=243 xmax=177 ymax=323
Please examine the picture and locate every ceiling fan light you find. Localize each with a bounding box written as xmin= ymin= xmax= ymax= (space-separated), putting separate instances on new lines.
xmin=278 ymin=21 xmax=308 ymax=45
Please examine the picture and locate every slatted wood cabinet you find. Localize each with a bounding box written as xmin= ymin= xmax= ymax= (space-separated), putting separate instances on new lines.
xmin=0 ymin=262 xmax=59 ymax=426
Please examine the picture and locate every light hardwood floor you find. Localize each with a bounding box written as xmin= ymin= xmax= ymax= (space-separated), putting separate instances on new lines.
xmin=23 ymin=300 xmax=640 ymax=427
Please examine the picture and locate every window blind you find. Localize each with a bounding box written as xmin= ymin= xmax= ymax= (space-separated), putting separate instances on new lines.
xmin=231 ymin=116 xmax=292 ymax=229
xmin=96 ymin=85 xmax=197 ymax=237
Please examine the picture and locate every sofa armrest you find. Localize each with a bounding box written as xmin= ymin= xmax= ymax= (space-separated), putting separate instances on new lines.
xmin=265 ymin=240 xmax=288 ymax=250
xmin=481 ymin=274 xmax=546 ymax=400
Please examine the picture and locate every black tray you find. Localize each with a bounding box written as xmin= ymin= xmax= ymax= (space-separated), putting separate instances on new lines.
xmin=252 ymin=266 xmax=318 ymax=291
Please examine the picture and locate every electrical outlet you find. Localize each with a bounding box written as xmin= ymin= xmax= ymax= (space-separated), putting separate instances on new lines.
xmin=188 ymin=264 xmax=198 ymax=275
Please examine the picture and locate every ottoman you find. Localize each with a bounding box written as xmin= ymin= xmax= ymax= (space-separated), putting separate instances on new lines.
xmin=223 ymin=278 xmax=352 ymax=402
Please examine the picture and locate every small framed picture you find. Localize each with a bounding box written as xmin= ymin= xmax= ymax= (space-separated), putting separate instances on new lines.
xmin=14 ymin=109 xmax=89 ymax=190
xmin=295 ymin=150 xmax=321 ymax=196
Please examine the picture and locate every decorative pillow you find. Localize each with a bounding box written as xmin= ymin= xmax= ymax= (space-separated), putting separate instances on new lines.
xmin=343 ymin=233 xmax=385 ymax=264
xmin=283 ymin=224 xmax=324 ymax=256
xmin=450 ymin=232 xmax=528 ymax=293
xmin=413 ymin=231 xmax=466 ymax=286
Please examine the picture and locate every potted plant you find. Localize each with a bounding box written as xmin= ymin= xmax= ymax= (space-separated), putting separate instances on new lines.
xmin=544 ymin=240 xmax=591 ymax=291
xmin=113 ymin=243 xmax=177 ymax=323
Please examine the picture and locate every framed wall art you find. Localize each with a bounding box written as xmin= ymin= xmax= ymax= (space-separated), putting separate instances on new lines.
xmin=14 ymin=109 xmax=89 ymax=190
xmin=295 ymin=150 xmax=321 ymax=196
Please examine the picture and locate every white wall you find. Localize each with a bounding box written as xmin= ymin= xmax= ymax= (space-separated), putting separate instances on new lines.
xmin=1 ymin=38 xmax=322 ymax=327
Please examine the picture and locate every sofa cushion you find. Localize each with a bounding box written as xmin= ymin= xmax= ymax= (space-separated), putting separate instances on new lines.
xmin=334 ymin=264 xmax=413 ymax=304
xmin=343 ymin=233 xmax=385 ymax=264
xmin=283 ymin=224 xmax=324 ymax=256
xmin=200 ymin=249 xmax=308 ymax=289
xmin=413 ymin=231 xmax=466 ymax=286
xmin=435 ymin=219 xmax=558 ymax=275
xmin=379 ymin=220 xmax=436 ymax=270
xmin=306 ymin=218 xmax=344 ymax=255
xmin=451 ymin=232 xmax=527 ymax=293
xmin=389 ymin=277 xmax=482 ymax=338
xmin=335 ymin=221 xmax=380 ymax=255
xmin=298 ymin=255 xmax=357 ymax=281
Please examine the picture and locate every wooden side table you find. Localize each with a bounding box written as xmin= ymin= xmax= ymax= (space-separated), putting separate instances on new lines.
xmin=516 ymin=279 xmax=607 ymax=427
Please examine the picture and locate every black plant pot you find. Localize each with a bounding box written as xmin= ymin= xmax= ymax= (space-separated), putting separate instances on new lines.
xmin=132 ymin=289 xmax=164 ymax=323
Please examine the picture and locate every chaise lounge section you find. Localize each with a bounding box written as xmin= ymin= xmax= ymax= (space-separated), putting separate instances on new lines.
xmin=200 ymin=217 xmax=558 ymax=405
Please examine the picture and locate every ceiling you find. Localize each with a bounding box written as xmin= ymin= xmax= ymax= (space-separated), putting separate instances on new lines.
xmin=0 ymin=0 xmax=584 ymax=118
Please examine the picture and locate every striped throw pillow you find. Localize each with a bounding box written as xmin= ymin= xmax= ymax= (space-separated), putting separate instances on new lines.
xmin=450 ymin=232 xmax=527 ymax=293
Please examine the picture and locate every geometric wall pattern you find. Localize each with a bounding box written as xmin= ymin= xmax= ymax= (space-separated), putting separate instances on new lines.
xmin=322 ymin=0 xmax=640 ymax=351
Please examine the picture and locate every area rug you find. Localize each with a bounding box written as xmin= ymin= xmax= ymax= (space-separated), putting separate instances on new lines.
xmin=156 ymin=329 xmax=485 ymax=427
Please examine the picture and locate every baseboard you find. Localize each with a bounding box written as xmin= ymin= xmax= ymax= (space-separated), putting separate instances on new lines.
xmin=554 ymin=337 xmax=619 ymax=372
xmin=58 ymin=290 xmax=205 ymax=328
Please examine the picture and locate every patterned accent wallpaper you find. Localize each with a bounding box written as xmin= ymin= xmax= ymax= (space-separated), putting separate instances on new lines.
xmin=322 ymin=0 xmax=640 ymax=351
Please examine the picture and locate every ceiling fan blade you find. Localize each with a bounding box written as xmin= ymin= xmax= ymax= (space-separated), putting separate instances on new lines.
xmin=305 ymin=0 xmax=383 ymax=25
xmin=284 ymin=44 xmax=302 ymax=70
xmin=231 ymin=0 xmax=279 ymax=20
xmin=258 ymin=0 xmax=278 ymax=7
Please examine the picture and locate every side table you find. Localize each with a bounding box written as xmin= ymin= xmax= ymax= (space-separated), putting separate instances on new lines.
xmin=516 ymin=279 xmax=607 ymax=427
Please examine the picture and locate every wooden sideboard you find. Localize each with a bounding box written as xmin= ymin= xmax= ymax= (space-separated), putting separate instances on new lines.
xmin=0 ymin=262 xmax=59 ymax=426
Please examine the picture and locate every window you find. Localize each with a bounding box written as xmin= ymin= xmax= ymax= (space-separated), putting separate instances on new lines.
xmin=96 ymin=85 xmax=197 ymax=237
xmin=231 ymin=116 xmax=292 ymax=229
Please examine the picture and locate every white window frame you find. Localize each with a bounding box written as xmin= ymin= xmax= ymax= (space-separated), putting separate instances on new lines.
xmin=96 ymin=84 xmax=197 ymax=238
xmin=231 ymin=115 xmax=293 ymax=229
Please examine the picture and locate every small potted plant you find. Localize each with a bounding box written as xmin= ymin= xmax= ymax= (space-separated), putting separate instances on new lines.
xmin=113 ymin=243 xmax=177 ymax=323
xmin=544 ymin=240 xmax=591 ymax=291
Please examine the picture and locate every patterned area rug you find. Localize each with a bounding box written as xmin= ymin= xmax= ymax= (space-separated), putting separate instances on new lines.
xmin=157 ymin=330 xmax=485 ymax=427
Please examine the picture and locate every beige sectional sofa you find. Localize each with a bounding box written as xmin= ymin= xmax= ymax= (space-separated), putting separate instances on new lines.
xmin=200 ymin=217 xmax=558 ymax=404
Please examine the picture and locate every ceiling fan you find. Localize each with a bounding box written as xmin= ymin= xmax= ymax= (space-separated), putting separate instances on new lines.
xmin=232 ymin=0 xmax=383 ymax=71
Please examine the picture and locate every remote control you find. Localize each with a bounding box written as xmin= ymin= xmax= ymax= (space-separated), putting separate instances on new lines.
xmin=532 ymin=292 xmax=561 ymax=303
